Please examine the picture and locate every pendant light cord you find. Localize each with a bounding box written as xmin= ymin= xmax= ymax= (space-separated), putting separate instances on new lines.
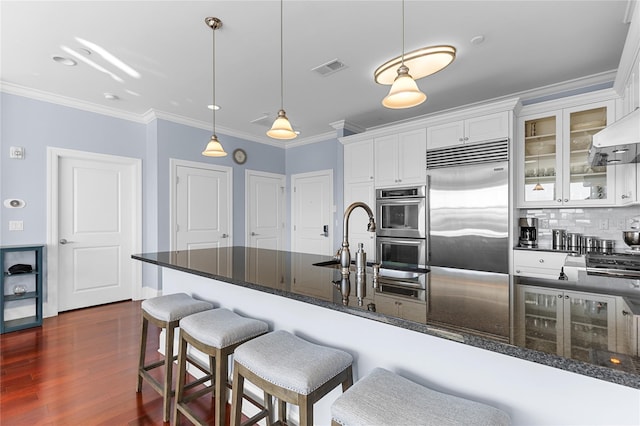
xmin=280 ymin=0 xmax=284 ymax=110
xmin=401 ymin=0 xmax=405 ymax=66
xmin=212 ymin=23 xmax=216 ymax=135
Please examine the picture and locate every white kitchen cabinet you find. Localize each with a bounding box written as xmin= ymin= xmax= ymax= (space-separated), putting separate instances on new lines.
xmin=617 ymin=297 xmax=638 ymax=356
xmin=374 ymin=129 xmax=426 ymax=188
xmin=513 ymin=250 xmax=568 ymax=280
xmin=343 ymin=180 xmax=376 ymax=260
xmin=374 ymin=291 xmax=426 ymax=323
xmin=344 ymin=139 xmax=374 ymax=184
xmin=426 ymin=111 xmax=509 ymax=149
xmin=517 ymin=100 xmax=616 ymax=207
xmin=516 ymin=285 xmax=617 ymax=362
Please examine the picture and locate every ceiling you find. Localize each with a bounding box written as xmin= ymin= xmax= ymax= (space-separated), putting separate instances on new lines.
xmin=0 ymin=1 xmax=634 ymax=145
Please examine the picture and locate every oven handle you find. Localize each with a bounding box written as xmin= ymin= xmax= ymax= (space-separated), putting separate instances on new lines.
xmin=426 ymin=174 xmax=431 ymax=263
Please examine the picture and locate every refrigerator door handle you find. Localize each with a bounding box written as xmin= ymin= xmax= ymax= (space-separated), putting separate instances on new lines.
xmin=425 ymin=174 xmax=431 ymax=263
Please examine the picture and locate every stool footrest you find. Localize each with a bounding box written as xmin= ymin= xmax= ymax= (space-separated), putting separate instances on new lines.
xmin=240 ymin=407 xmax=269 ymax=426
xmin=139 ymin=370 xmax=174 ymax=397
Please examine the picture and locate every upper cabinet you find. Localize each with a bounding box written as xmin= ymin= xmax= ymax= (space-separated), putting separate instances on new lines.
xmin=517 ymin=100 xmax=616 ymax=207
xmin=374 ymin=129 xmax=426 ymax=188
xmin=344 ymin=139 xmax=374 ymax=184
xmin=427 ymin=111 xmax=509 ymax=149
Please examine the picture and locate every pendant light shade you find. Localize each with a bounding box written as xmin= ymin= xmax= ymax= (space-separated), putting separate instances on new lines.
xmin=381 ymin=0 xmax=427 ymax=109
xmin=382 ymin=64 xmax=427 ymax=109
xmin=202 ymin=134 xmax=227 ymax=157
xmin=268 ymin=0 xmax=297 ymax=140
xmin=267 ymin=109 xmax=297 ymax=139
xmin=202 ymin=17 xmax=227 ymax=157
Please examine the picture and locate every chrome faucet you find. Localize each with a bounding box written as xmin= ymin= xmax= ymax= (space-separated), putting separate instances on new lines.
xmin=337 ymin=202 xmax=376 ymax=274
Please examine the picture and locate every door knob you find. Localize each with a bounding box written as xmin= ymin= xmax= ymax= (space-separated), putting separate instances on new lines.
xmin=221 ymin=233 xmax=229 ymax=238
xmin=251 ymin=232 xmax=259 ymax=236
xmin=59 ymin=238 xmax=71 ymax=245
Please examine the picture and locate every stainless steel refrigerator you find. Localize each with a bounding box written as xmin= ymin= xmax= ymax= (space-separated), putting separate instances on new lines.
xmin=426 ymin=140 xmax=510 ymax=339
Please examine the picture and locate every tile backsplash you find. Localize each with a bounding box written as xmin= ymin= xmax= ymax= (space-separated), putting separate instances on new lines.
xmin=520 ymin=206 xmax=640 ymax=250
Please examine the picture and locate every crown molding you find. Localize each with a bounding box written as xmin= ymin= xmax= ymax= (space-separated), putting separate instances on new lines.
xmin=0 ymin=81 xmax=146 ymax=124
xmin=284 ymin=130 xmax=338 ymax=149
xmin=614 ymin=1 xmax=639 ymax=95
xmin=329 ymin=119 xmax=366 ymax=134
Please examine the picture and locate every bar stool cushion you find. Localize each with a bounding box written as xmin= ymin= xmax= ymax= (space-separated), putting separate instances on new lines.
xmin=179 ymin=308 xmax=269 ymax=348
xmin=234 ymin=330 xmax=353 ymax=395
xmin=141 ymin=292 xmax=213 ymax=322
xmin=331 ymin=368 xmax=511 ymax=426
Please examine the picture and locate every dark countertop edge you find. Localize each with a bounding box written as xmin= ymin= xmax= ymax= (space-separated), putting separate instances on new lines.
xmin=132 ymin=253 xmax=640 ymax=389
xmin=513 ymin=246 xmax=580 ymax=254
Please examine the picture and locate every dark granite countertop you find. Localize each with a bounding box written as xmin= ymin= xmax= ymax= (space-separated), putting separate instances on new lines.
xmin=132 ymin=246 xmax=640 ymax=389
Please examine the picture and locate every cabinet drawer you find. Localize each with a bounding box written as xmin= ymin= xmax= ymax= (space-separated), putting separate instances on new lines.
xmin=513 ymin=250 xmax=568 ymax=279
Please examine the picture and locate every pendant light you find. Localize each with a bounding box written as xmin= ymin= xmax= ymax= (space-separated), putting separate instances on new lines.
xmin=202 ymin=17 xmax=227 ymax=157
xmin=267 ymin=0 xmax=297 ymax=140
xmin=382 ymin=0 xmax=427 ymax=109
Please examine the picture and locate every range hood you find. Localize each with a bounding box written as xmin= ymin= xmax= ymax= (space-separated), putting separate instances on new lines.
xmin=588 ymin=108 xmax=640 ymax=167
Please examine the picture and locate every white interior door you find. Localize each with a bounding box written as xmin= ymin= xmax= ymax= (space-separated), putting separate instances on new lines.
xmin=246 ymin=170 xmax=285 ymax=250
xmin=173 ymin=161 xmax=232 ymax=252
xmin=58 ymin=155 xmax=137 ymax=312
xmin=291 ymin=170 xmax=334 ymax=255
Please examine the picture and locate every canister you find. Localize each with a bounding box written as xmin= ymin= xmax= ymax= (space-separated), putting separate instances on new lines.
xmin=597 ymin=239 xmax=615 ymax=254
xmin=566 ymin=232 xmax=582 ymax=251
xmin=581 ymin=235 xmax=599 ymax=253
xmin=551 ymin=229 xmax=566 ymax=250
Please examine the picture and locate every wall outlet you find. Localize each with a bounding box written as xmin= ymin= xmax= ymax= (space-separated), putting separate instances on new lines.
xmin=598 ymin=219 xmax=609 ymax=230
xmin=9 ymin=220 xmax=23 ymax=231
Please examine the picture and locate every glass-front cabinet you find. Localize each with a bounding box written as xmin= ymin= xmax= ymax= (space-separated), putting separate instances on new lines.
xmin=518 ymin=100 xmax=615 ymax=207
xmin=516 ymin=285 xmax=618 ymax=362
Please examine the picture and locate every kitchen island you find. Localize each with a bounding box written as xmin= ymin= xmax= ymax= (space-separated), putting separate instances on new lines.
xmin=133 ymin=247 xmax=639 ymax=425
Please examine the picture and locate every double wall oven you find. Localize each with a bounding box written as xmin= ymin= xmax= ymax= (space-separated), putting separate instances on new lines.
xmin=375 ymin=185 xmax=427 ymax=270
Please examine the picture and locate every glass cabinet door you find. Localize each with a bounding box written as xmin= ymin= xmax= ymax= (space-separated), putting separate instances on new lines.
xmin=517 ymin=286 xmax=563 ymax=355
xmin=521 ymin=113 xmax=562 ymax=204
xmin=562 ymin=103 xmax=615 ymax=205
xmin=564 ymin=291 xmax=617 ymax=362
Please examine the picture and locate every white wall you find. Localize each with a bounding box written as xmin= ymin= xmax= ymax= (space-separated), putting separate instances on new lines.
xmin=164 ymin=267 xmax=640 ymax=426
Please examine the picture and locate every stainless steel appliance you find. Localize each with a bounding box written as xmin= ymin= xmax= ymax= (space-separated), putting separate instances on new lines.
xmin=376 ymin=237 xmax=427 ymax=270
xmin=426 ymin=140 xmax=510 ymax=339
xmin=375 ymin=186 xmax=426 ymax=238
xmin=518 ymin=218 xmax=538 ymax=248
xmin=586 ymin=251 xmax=640 ymax=279
xmin=589 ymin=108 xmax=640 ymax=167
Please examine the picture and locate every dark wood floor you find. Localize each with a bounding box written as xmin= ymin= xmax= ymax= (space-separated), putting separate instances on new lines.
xmin=0 ymin=300 xmax=228 ymax=425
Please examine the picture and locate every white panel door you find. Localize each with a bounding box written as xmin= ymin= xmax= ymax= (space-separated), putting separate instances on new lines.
xmin=58 ymin=157 xmax=135 ymax=311
xmin=175 ymin=164 xmax=231 ymax=253
xmin=292 ymin=170 xmax=333 ymax=255
xmin=246 ymin=170 xmax=285 ymax=251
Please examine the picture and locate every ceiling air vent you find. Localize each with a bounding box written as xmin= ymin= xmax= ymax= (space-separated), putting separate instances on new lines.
xmin=311 ymin=59 xmax=347 ymax=77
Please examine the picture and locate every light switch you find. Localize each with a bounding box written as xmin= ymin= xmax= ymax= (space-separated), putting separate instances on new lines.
xmin=9 ymin=220 xmax=23 ymax=231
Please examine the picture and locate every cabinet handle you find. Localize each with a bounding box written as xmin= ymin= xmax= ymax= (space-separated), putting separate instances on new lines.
xmin=221 ymin=233 xmax=229 ymax=238
xmin=458 ymin=138 xmax=464 ymax=142
xmin=464 ymin=137 xmax=469 ymax=141
xmin=622 ymin=194 xmax=628 ymax=199
xmin=622 ymin=310 xmax=631 ymax=316
xmin=557 ymin=294 xmax=563 ymax=298
xmin=370 ymin=176 xmax=374 ymax=180
xmin=565 ymin=295 xmax=570 ymax=299
xmin=557 ymin=199 xmax=562 ymax=203
xmin=563 ymin=199 xmax=568 ymax=203
xmin=539 ymin=259 xmax=544 ymax=263
xmin=515 ymin=269 xmax=521 ymax=273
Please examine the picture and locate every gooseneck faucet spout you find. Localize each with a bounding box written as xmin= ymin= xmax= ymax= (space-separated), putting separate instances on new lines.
xmin=339 ymin=202 xmax=376 ymax=273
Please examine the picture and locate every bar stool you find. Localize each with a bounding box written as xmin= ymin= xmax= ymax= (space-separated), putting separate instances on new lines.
xmin=230 ymin=330 xmax=353 ymax=426
xmin=136 ymin=293 xmax=214 ymax=422
xmin=331 ymin=367 xmax=511 ymax=425
xmin=173 ymin=308 xmax=269 ymax=426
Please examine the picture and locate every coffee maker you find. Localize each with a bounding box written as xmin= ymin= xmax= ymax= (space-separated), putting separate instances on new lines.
xmin=519 ymin=218 xmax=538 ymax=248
